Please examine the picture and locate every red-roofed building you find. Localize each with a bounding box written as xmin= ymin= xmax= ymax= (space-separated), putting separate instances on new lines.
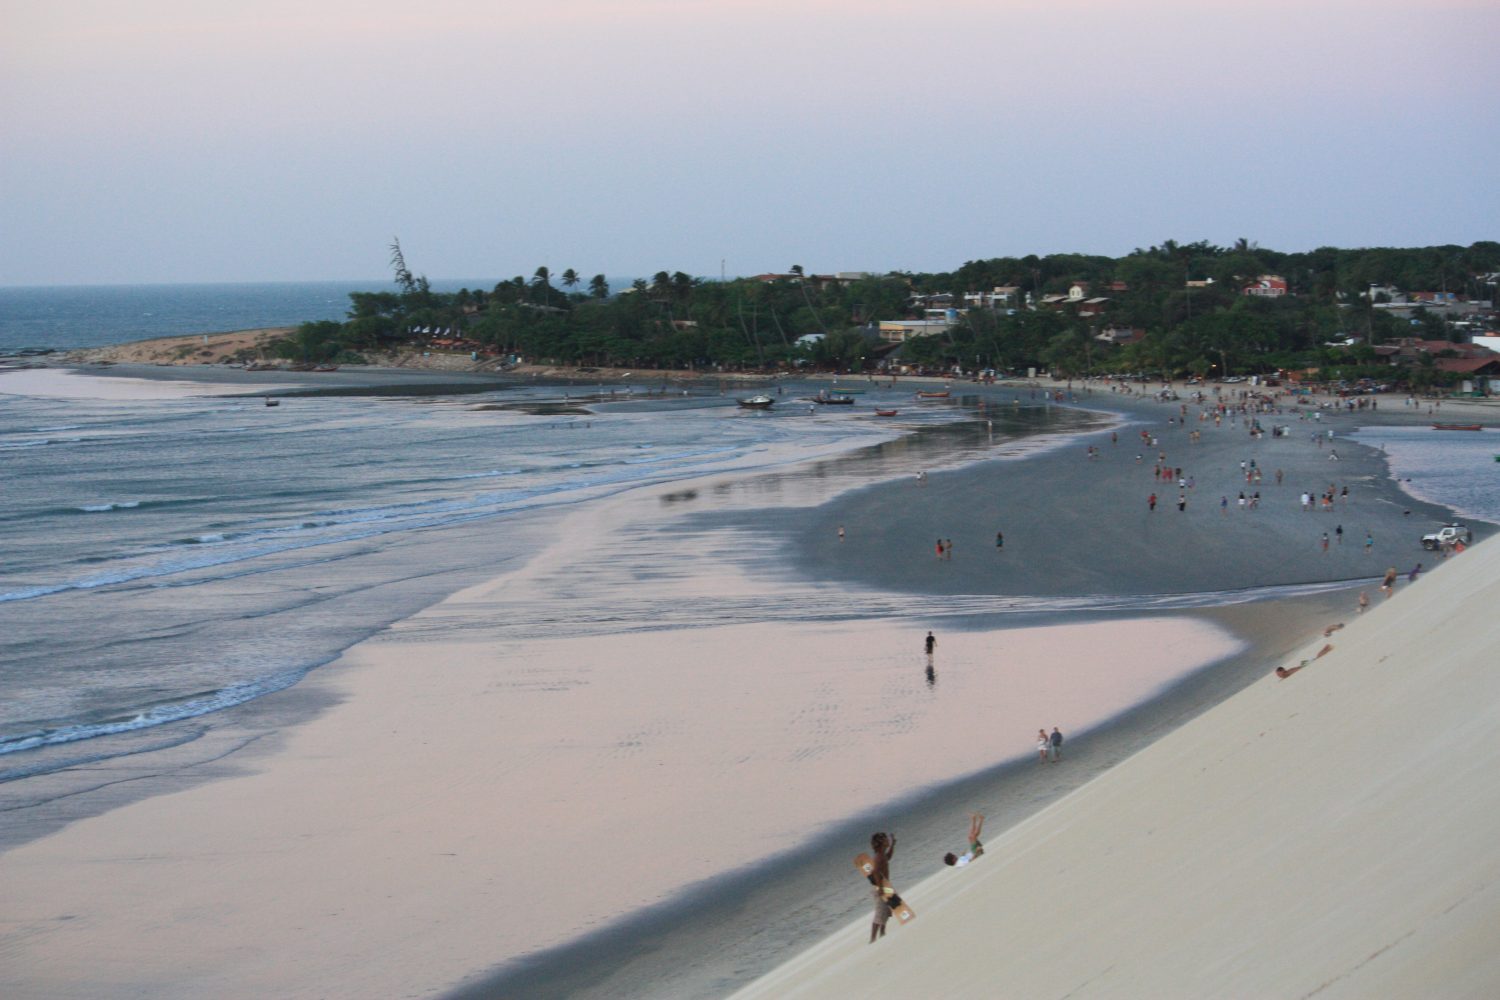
xmin=1243 ymin=275 xmax=1289 ymax=297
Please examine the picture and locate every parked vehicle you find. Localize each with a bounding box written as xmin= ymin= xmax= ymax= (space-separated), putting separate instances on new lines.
xmin=1421 ymin=524 xmax=1471 ymax=550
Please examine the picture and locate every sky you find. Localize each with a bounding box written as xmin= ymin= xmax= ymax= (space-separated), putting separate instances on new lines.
xmin=2 ymin=0 xmax=1497 ymax=286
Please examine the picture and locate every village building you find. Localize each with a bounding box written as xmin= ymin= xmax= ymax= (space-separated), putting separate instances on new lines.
xmin=1243 ymin=275 xmax=1289 ymax=297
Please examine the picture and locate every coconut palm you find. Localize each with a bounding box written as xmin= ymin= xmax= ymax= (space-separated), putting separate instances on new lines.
xmin=588 ymin=274 xmax=610 ymax=299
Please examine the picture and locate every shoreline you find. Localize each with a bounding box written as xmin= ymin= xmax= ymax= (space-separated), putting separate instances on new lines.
xmin=0 ymin=363 xmax=1490 ymax=998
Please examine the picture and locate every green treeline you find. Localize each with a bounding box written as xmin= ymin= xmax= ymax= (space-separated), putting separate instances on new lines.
xmin=274 ymin=241 xmax=1499 ymax=386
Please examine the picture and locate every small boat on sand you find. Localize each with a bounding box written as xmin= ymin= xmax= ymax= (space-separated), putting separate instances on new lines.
xmin=916 ymin=391 xmax=950 ymax=399
xmin=737 ymin=395 xmax=775 ymax=409
xmin=1432 ymin=423 xmax=1482 ymax=431
xmin=875 ymin=408 xmax=899 ymax=417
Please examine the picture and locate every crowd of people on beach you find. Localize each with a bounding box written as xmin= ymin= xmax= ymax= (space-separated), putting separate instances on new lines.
xmin=854 ymin=376 xmax=1483 ymax=945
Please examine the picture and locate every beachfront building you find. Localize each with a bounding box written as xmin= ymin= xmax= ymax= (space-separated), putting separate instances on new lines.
xmin=879 ymin=317 xmax=955 ymax=344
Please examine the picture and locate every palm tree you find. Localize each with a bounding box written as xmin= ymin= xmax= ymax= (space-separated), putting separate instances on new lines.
xmin=589 ymin=274 xmax=610 ymax=299
xmin=531 ymin=267 xmax=552 ymax=307
xmin=561 ymin=268 xmax=580 ymax=293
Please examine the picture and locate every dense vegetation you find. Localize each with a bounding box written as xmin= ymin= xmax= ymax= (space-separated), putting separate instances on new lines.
xmin=274 ymin=240 xmax=1500 ymax=388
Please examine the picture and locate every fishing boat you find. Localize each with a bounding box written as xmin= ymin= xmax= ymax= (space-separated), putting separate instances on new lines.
xmin=737 ymin=395 xmax=775 ymax=409
xmin=916 ymin=390 xmax=950 ymax=399
xmin=812 ymin=393 xmax=855 ymax=405
xmin=264 ymin=397 xmax=280 ymax=407
xmin=1432 ymin=423 xmax=1482 ymax=431
xmin=874 ymin=408 xmax=899 ymax=417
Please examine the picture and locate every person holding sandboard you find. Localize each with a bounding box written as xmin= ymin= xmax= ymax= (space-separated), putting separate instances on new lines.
xmin=855 ymin=831 xmax=913 ymax=941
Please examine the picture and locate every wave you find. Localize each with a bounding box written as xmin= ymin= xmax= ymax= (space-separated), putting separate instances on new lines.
xmin=77 ymin=500 xmax=142 ymax=513
xmin=436 ymin=468 xmax=525 ymax=481
xmin=0 ymin=668 xmax=308 ymax=757
xmin=0 ymin=443 xmax=771 ymax=604
xmin=0 ymin=436 xmax=83 ymax=449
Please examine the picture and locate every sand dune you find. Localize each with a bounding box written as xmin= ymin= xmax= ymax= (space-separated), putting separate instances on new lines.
xmin=733 ymin=540 xmax=1500 ymax=999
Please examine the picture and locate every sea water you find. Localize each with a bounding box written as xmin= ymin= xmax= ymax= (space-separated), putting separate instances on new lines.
xmin=0 ymin=383 xmax=925 ymax=779
xmin=0 ymin=278 xmax=624 ymax=353
xmin=1350 ymin=425 xmax=1500 ymax=525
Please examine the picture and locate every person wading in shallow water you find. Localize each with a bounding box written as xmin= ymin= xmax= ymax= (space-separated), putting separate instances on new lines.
xmin=924 ymin=631 xmax=936 ymax=658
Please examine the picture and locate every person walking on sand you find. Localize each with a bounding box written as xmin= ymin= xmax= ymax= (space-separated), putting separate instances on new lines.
xmin=924 ymin=631 xmax=936 ymax=658
xmin=1037 ymin=729 xmax=1050 ymax=762
xmin=1050 ymin=726 xmax=1064 ymax=762
xmin=1381 ymin=566 xmax=1397 ymax=597
xmin=943 ymin=813 xmax=986 ymax=867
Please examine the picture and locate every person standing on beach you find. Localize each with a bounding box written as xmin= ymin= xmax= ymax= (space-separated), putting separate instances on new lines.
xmin=1037 ymin=729 xmax=1050 ymax=762
xmin=1176 ymin=493 xmax=1187 ymax=512
xmin=925 ymin=631 xmax=936 ymax=658
xmin=1381 ymin=567 xmax=1397 ymax=597
xmin=1050 ymin=726 xmax=1064 ymax=762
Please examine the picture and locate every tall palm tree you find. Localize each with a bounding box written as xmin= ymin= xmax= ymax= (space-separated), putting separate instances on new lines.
xmin=561 ymin=268 xmax=580 ymax=292
xmin=589 ymin=274 xmax=610 ymax=299
xmin=532 ymin=267 xmax=553 ymax=307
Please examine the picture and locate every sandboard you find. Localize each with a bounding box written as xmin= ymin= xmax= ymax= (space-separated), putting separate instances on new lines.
xmin=854 ymin=853 xmax=916 ymax=924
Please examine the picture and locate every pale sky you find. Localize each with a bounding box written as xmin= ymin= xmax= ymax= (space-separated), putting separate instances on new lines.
xmin=2 ymin=0 xmax=1496 ymax=286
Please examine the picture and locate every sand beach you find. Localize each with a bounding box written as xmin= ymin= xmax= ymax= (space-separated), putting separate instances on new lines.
xmin=1 ymin=362 xmax=1496 ymax=998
